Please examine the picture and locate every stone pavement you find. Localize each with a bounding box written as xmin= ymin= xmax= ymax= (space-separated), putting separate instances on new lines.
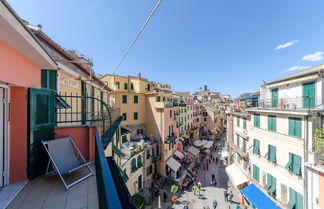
xmin=148 ymin=137 xmax=243 ymax=209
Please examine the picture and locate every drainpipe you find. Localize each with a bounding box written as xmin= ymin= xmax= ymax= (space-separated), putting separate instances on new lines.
xmin=304 ymin=115 xmax=309 ymax=209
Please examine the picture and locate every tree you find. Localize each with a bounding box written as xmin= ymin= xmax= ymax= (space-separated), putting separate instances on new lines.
xmin=313 ymin=128 xmax=324 ymax=153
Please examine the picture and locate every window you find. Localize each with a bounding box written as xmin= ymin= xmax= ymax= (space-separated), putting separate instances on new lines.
xmin=243 ymin=119 xmax=247 ymax=129
xmin=124 ymin=83 xmax=128 ymax=90
xmin=131 ymin=158 xmax=137 ymax=173
xmin=285 ymin=153 xmax=302 ymax=175
xmin=122 ymin=113 xmax=127 ymax=121
xmin=267 ymin=145 xmax=277 ymax=163
xmin=271 ymin=88 xmax=278 ymax=108
xmin=147 ymin=83 xmax=151 ymax=91
xmin=134 ymin=112 xmax=138 ymax=120
xmin=122 ymin=169 xmax=129 ymax=182
xmin=289 ymin=117 xmax=302 ymax=137
xmin=253 ymin=139 xmax=260 ymax=154
xmin=116 ymin=81 xmax=120 ymax=89
xmin=268 ymin=115 xmax=277 ymax=131
xmin=281 ymin=184 xmax=288 ymax=204
xmin=265 ymin=173 xmax=277 ymax=197
xmin=204 ymin=118 xmax=207 ymax=121
xmin=146 ymin=165 xmax=153 ymax=176
xmin=163 ymin=97 xmax=166 ymax=102
xmin=156 ymin=96 xmax=161 ymax=102
xmin=243 ymin=140 xmax=247 ymax=152
xmin=122 ymin=95 xmax=127 ymax=103
xmin=237 ymin=135 xmax=240 ymax=147
xmin=146 ymin=150 xmax=151 ymax=160
xmin=252 ymin=164 xmax=260 ymax=182
xmin=122 ymin=135 xmax=128 ymax=143
xmin=41 ymin=70 xmax=57 ymax=90
xmin=237 ymin=117 xmax=240 ymax=127
xmin=287 ymin=188 xmax=303 ymax=209
xmin=134 ymin=95 xmax=138 ymax=104
xmin=131 ymin=83 xmax=134 ymax=90
xmin=137 ymin=155 xmax=143 ymax=168
xmin=254 ymin=114 xmax=260 ymax=128
xmin=303 ymin=82 xmax=315 ymax=109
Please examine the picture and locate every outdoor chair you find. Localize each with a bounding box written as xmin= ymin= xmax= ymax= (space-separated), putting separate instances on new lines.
xmin=42 ymin=137 xmax=94 ymax=190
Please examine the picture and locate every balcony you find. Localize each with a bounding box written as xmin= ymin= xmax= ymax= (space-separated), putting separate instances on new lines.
xmin=248 ymin=97 xmax=323 ymax=111
xmin=120 ymin=136 xmax=157 ymax=160
xmin=164 ymin=133 xmax=177 ymax=144
xmin=155 ymin=101 xmax=173 ymax=108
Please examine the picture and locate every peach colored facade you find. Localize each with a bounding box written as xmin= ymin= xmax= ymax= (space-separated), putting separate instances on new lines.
xmin=319 ymin=172 xmax=324 ymax=209
xmin=0 ymin=41 xmax=44 ymax=184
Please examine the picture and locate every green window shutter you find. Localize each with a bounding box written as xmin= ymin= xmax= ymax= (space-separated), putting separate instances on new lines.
xmin=254 ymin=114 xmax=260 ymax=127
xmin=287 ymin=188 xmax=297 ymax=209
xmin=303 ymin=82 xmax=315 ymax=108
xmin=243 ymin=140 xmax=246 ymax=152
xmin=41 ymin=70 xmax=57 ymax=90
xmin=253 ymin=139 xmax=260 ymax=154
xmin=134 ymin=112 xmax=138 ymax=120
xmin=289 ymin=117 xmax=302 ymax=137
xmin=285 ymin=153 xmax=293 ymax=170
xmin=296 ymin=192 xmax=304 ymax=209
xmin=268 ymin=145 xmax=276 ymax=163
xmin=265 ymin=173 xmax=272 ymax=190
xmin=292 ymin=154 xmax=302 ymax=175
xmin=122 ymin=135 xmax=127 ymax=143
xmin=122 ymin=169 xmax=129 ymax=182
xmin=237 ymin=135 xmax=240 ymax=147
xmin=237 ymin=117 xmax=240 ymax=127
xmin=271 ymin=88 xmax=278 ymax=108
xmin=269 ymin=175 xmax=277 ymax=196
xmin=122 ymin=113 xmax=127 ymax=121
xmin=116 ymin=81 xmax=120 ymax=89
xmin=268 ymin=115 xmax=276 ymax=131
xmin=122 ymin=95 xmax=127 ymax=103
xmin=137 ymin=156 xmax=142 ymax=168
xmin=147 ymin=150 xmax=151 ymax=159
xmin=124 ymin=83 xmax=128 ymax=90
xmin=243 ymin=119 xmax=247 ymax=129
xmin=100 ymin=91 xmax=104 ymax=111
xmin=295 ymin=118 xmax=302 ymax=137
xmin=131 ymin=159 xmax=137 ymax=173
xmin=134 ymin=95 xmax=138 ymax=104
xmin=131 ymin=83 xmax=134 ymax=90
xmin=253 ymin=164 xmax=260 ymax=182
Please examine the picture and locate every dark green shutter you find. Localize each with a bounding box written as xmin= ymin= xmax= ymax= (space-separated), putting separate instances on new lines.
xmin=254 ymin=114 xmax=260 ymax=127
xmin=292 ymin=154 xmax=302 ymax=175
xmin=41 ymin=70 xmax=57 ymax=90
xmin=303 ymin=82 xmax=315 ymax=108
xmin=271 ymin=89 xmax=278 ymax=108
xmin=28 ymin=88 xmax=55 ymax=179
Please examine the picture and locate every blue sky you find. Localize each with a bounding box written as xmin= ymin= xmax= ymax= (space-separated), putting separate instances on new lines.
xmin=7 ymin=0 xmax=324 ymax=98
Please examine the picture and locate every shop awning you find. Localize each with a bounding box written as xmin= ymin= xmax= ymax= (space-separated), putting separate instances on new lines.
xmin=240 ymin=184 xmax=281 ymax=209
xmin=188 ymin=146 xmax=200 ymax=157
xmin=193 ymin=140 xmax=202 ymax=147
xmin=225 ymin=163 xmax=249 ymax=187
xmin=183 ymin=134 xmax=189 ymax=138
xmin=174 ymin=150 xmax=184 ymax=159
xmin=203 ymin=141 xmax=214 ymax=149
xmin=179 ymin=137 xmax=185 ymax=142
xmin=166 ymin=157 xmax=181 ymax=172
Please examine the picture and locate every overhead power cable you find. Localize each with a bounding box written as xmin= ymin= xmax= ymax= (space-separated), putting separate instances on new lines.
xmin=96 ymin=0 xmax=164 ymax=96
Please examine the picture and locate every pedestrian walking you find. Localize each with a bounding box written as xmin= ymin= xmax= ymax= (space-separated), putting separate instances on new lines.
xmin=212 ymin=200 xmax=218 ymax=209
xmin=229 ymin=191 xmax=234 ymax=204
xmin=212 ymin=157 xmax=215 ymax=163
xmin=198 ymin=181 xmax=201 ymax=189
xmin=163 ymin=191 xmax=167 ymax=202
xmin=224 ymin=190 xmax=228 ymax=202
xmin=235 ymin=204 xmax=240 ymax=209
xmin=212 ymin=174 xmax=215 ymax=181
xmin=216 ymin=157 xmax=219 ymax=164
xmin=207 ymin=162 xmax=209 ymax=170
xmin=214 ymin=179 xmax=217 ymax=187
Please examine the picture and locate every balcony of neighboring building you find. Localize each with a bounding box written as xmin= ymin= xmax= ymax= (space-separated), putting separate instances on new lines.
xmin=247 ymin=97 xmax=323 ymax=113
xmin=120 ymin=135 xmax=158 ymax=165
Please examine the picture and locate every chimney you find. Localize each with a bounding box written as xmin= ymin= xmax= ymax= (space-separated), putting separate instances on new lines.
xmin=37 ymin=24 xmax=42 ymax=31
xmin=138 ymin=72 xmax=141 ymax=79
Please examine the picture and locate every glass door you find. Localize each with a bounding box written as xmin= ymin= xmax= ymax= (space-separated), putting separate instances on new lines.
xmin=0 ymin=87 xmax=8 ymax=187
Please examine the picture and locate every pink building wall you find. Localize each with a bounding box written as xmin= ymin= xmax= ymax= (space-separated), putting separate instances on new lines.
xmin=0 ymin=41 xmax=41 ymax=87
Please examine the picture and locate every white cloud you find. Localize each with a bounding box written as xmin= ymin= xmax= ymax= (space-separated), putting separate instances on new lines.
xmin=275 ymin=40 xmax=298 ymax=50
xmin=284 ymin=66 xmax=309 ymax=72
xmin=302 ymin=51 xmax=323 ymax=62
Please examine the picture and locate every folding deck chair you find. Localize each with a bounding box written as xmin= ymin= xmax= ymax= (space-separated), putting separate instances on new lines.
xmin=42 ymin=137 xmax=94 ymax=190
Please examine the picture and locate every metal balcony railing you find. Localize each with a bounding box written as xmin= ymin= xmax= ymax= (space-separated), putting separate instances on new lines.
xmin=247 ymin=97 xmax=323 ymax=110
